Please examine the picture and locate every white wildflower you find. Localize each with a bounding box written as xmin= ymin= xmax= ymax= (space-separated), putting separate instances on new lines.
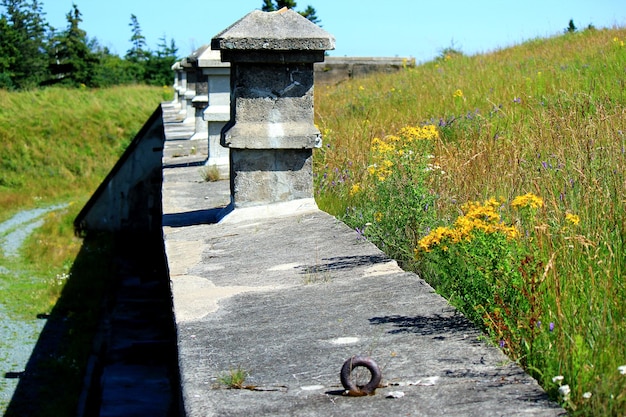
xmin=552 ymin=375 xmax=564 ymax=383
xmin=582 ymin=392 xmax=592 ymax=399
xmin=618 ymin=365 xmax=626 ymax=375
xmin=558 ymin=384 xmax=571 ymax=400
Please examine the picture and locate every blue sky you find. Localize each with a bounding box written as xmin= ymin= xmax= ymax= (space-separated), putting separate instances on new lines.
xmin=39 ymin=0 xmax=625 ymax=63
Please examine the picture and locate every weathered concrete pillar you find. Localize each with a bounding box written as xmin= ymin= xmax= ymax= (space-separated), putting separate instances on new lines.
xmin=176 ymin=64 xmax=188 ymax=117
xmin=186 ymin=46 xmax=210 ymax=141
xmin=212 ymin=8 xmax=335 ymax=207
xmin=181 ymin=59 xmax=196 ymax=123
xmin=200 ymin=49 xmax=230 ymax=176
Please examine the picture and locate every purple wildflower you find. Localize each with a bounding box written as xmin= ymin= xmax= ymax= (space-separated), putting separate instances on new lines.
xmin=549 ymin=322 xmax=555 ymax=332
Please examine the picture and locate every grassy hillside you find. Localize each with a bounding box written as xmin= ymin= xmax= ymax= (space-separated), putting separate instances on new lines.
xmin=314 ymin=27 xmax=626 ymax=415
xmin=0 ymin=85 xmax=170 ymax=218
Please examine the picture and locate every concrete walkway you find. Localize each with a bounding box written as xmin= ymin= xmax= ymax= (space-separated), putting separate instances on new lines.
xmin=161 ymin=158 xmax=565 ymax=416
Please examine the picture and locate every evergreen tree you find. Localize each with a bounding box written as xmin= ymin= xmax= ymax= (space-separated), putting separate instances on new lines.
xmin=124 ymin=14 xmax=150 ymax=83
xmin=0 ymin=14 xmax=16 ymax=88
xmin=261 ymin=0 xmax=320 ymax=24
xmin=90 ymin=41 xmax=138 ymax=87
xmin=0 ymin=0 xmax=49 ymax=88
xmin=47 ymin=4 xmax=99 ymax=86
xmin=144 ymin=35 xmax=178 ymax=86
xmin=299 ymin=5 xmax=320 ymax=24
xmin=262 ymin=0 xmax=296 ymax=10
xmin=565 ymin=19 xmax=577 ymax=33
xmin=126 ymin=14 xmax=149 ymax=62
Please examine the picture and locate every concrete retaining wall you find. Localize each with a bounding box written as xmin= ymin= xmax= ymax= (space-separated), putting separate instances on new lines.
xmin=74 ymin=106 xmax=165 ymax=234
xmin=314 ymin=56 xmax=415 ymax=85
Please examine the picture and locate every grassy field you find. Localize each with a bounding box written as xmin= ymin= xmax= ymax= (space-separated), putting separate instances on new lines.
xmin=0 ymin=85 xmax=168 ymax=414
xmin=314 ymin=27 xmax=626 ymax=415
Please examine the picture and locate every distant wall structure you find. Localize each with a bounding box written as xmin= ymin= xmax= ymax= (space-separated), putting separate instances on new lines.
xmin=74 ymin=107 xmax=165 ymax=234
xmin=314 ymin=56 xmax=415 ymax=85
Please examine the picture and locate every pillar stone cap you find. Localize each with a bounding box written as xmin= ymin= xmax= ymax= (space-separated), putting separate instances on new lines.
xmin=197 ymin=48 xmax=230 ymax=68
xmin=184 ymin=45 xmax=230 ymax=69
xmin=211 ymin=8 xmax=335 ymax=52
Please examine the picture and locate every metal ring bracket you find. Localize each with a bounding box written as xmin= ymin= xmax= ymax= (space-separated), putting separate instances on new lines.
xmin=340 ymin=356 xmax=382 ymax=396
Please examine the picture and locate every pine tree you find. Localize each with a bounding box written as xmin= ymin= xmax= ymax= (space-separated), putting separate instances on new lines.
xmin=0 ymin=0 xmax=49 ymax=88
xmin=48 ymin=4 xmax=99 ymax=86
xmin=124 ymin=14 xmax=151 ymax=83
xmin=144 ymin=35 xmax=178 ymax=86
xmin=0 ymin=14 xmax=16 ymax=88
xmin=260 ymin=0 xmax=320 ymax=24
xmin=299 ymin=5 xmax=320 ymax=24
xmin=262 ymin=0 xmax=297 ymax=11
xmin=126 ymin=14 xmax=149 ymax=62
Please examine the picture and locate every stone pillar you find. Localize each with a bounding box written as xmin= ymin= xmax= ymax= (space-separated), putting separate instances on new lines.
xmin=171 ymin=61 xmax=181 ymax=104
xmin=181 ymin=60 xmax=196 ymax=123
xmin=177 ymin=65 xmax=187 ymax=117
xmin=200 ymin=49 xmax=230 ymax=176
xmin=211 ymin=8 xmax=334 ymax=207
xmin=186 ymin=46 xmax=210 ymax=141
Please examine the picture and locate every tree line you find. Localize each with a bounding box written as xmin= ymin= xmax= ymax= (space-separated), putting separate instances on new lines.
xmin=0 ymin=0 xmax=178 ymax=89
xmin=0 ymin=0 xmax=319 ymax=90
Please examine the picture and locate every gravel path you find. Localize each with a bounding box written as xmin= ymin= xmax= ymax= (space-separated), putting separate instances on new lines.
xmin=0 ymin=203 xmax=68 ymax=413
xmin=0 ymin=203 xmax=68 ymax=257
xmin=0 ymin=304 xmax=45 ymax=411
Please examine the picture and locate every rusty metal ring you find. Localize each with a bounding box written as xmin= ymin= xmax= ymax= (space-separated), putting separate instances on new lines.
xmin=340 ymin=356 xmax=382 ymax=396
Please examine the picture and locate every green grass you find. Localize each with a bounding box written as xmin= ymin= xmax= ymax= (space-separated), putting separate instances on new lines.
xmin=217 ymin=366 xmax=250 ymax=389
xmin=0 ymin=85 xmax=171 ymax=219
xmin=314 ymin=27 xmax=626 ymax=415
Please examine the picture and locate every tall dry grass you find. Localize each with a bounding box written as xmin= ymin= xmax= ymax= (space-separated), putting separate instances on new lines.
xmin=315 ymin=27 xmax=626 ymax=415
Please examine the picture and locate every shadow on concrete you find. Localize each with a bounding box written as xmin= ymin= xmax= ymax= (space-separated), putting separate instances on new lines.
xmin=369 ymin=313 xmax=477 ymax=336
xmin=300 ymin=254 xmax=389 ymax=273
xmin=162 ymin=205 xmax=232 ymax=227
xmin=3 ymin=232 xmax=182 ymax=417
xmin=162 ymin=159 xmax=207 ymax=169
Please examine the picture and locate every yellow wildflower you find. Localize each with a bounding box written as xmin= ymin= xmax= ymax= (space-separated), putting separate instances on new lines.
xmin=374 ymin=212 xmax=383 ymax=222
xmin=349 ymin=183 xmax=361 ymax=196
xmin=511 ymin=193 xmax=543 ymax=209
xmin=416 ymin=198 xmax=520 ymax=253
xmin=381 ymin=159 xmax=394 ymax=169
xmin=418 ymin=226 xmax=451 ymax=252
xmin=453 ymin=89 xmax=463 ymax=98
xmin=397 ymin=125 xmax=440 ymax=141
xmin=565 ymin=213 xmax=580 ymax=226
